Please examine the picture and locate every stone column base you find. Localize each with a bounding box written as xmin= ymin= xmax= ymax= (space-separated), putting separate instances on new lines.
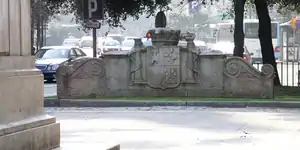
xmin=0 ymin=115 xmax=60 ymax=150
xmin=0 ymin=56 xmax=60 ymax=149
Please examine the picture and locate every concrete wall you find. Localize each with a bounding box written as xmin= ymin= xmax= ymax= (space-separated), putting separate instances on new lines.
xmin=57 ymin=46 xmax=274 ymax=99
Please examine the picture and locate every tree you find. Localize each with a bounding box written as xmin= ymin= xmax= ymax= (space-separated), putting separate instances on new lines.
xmin=232 ymin=0 xmax=281 ymax=85
xmin=230 ymin=0 xmax=300 ymax=86
xmin=254 ymin=0 xmax=281 ymax=85
xmin=31 ymin=0 xmax=59 ymax=54
xmin=44 ymin=0 xmax=171 ymax=27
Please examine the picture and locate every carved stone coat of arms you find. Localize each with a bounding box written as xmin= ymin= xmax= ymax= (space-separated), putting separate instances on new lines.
xmin=147 ymin=46 xmax=181 ymax=89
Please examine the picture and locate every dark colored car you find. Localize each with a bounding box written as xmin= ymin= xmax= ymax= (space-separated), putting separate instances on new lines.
xmin=35 ymin=46 xmax=87 ymax=82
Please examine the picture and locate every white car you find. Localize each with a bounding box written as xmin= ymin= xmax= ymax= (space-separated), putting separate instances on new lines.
xmin=106 ymin=34 xmax=124 ymax=43
xmin=210 ymin=41 xmax=253 ymax=64
xmin=178 ymin=40 xmax=208 ymax=52
xmin=101 ymin=40 xmax=121 ymax=54
xmin=62 ymin=38 xmax=80 ymax=46
xmin=79 ymin=36 xmax=93 ymax=48
xmin=124 ymin=36 xmax=139 ymax=41
xmin=121 ymin=39 xmax=135 ymax=51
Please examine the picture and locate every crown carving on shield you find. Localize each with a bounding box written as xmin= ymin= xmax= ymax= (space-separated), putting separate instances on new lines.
xmin=146 ymin=11 xmax=181 ymax=46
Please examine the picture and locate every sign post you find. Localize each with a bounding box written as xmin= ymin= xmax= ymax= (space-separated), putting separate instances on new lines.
xmin=82 ymin=0 xmax=104 ymax=58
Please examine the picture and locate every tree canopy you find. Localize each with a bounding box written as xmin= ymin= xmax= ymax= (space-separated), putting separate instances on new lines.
xmin=44 ymin=0 xmax=171 ymax=27
xmin=42 ymin=0 xmax=300 ymax=28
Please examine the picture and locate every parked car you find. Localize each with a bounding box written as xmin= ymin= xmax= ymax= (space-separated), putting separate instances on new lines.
xmin=106 ymin=34 xmax=124 ymax=43
xmin=121 ymin=39 xmax=135 ymax=51
xmin=101 ymin=40 xmax=121 ymax=54
xmin=35 ymin=46 xmax=87 ymax=82
xmin=79 ymin=36 xmax=93 ymax=48
xmin=124 ymin=36 xmax=139 ymax=41
xmin=211 ymin=41 xmax=253 ymax=64
xmin=62 ymin=38 xmax=80 ymax=46
xmin=178 ymin=40 xmax=208 ymax=52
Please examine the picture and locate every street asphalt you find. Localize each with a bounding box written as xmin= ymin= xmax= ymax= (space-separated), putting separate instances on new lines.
xmin=47 ymin=107 xmax=300 ymax=150
xmin=44 ymin=83 xmax=57 ymax=97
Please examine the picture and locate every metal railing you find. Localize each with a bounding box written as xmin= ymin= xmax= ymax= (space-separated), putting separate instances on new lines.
xmin=252 ymin=61 xmax=300 ymax=87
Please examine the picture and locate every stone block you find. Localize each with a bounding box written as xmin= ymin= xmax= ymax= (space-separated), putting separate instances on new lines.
xmin=0 ymin=56 xmax=60 ymax=149
xmin=0 ymin=0 xmax=60 ymax=149
xmin=223 ymin=57 xmax=274 ymax=98
xmin=57 ymin=40 xmax=274 ymax=99
xmin=0 ymin=115 xmax=60 ymax=150
xmin=57 ymin=57 xmax=106 ymax=99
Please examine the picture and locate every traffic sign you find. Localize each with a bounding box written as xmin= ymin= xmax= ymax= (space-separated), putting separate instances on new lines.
xmin=85 ymin=21 xmax=101 ymax=29
xmin=188 ymin=0 xmax=200 ymax=15
xmin=82 ymin=0 xmax=104 ymax=20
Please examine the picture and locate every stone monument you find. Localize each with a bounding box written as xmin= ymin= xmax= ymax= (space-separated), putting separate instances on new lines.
xmin=0 ymin=0 xmax=60 ymax=149
xmin=57 ymin=12 xmax=275 ymax=99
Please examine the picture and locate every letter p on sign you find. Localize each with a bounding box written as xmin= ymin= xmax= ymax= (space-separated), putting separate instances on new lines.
xmin=191 ymin=1 xmax=198 ymax=9
xmin=83 ymin=0 xmax=104 ymax=20
xmin=88 ymin=0 xmax=97 ymax=18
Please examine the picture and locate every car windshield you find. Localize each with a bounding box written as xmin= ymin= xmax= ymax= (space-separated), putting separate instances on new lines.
xmin=105 ymin=41 xmax=120 ymax=46
xmin=35 ymin=48 xmax=69 ymax=59
xmin=63 ymin=39 xmax=78 ymax=45
xmin=107 ymin=36 xmax=124 ymax=43
xmin=122 ymin=40 xmax=135 ymax=47
xmin=81 ymin=40 xmax=93 ymax=47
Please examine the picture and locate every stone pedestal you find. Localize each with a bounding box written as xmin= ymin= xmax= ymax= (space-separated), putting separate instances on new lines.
xmin=0 ymin=0 xmax=60 ymax=149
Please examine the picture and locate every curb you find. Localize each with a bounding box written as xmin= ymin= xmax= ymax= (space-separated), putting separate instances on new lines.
xmin=44 ymin=99 xmax=300 ymax=109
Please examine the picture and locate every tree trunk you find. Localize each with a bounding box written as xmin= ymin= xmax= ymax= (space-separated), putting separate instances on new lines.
xmin=254 ymin=0 xmax=281 ymax=86
xmin=233 ymin=0 xmax=246 ymax=57
xmin=40 ymin=15 xmax=44 ymax=48
xmin=31 ymin=18 xmax=35 ymax=55
xmin=30 ymin=0 xmax=35 ymax=55
xmin=36 ymin=15 xmax=40 ymax=50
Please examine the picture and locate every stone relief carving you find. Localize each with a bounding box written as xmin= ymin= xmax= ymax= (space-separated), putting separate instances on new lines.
xmin=147 ymin=46 xmax=181 ymax=89
xmin=148 ymin=29 xmax=181 ymax=46
xmin=223 ymin=57 xmax=274 ymax=98
xmin=180 ymin=32 xmax=200 ymax=84
xmin=128 ymin=40 xmax=147 ymax=84
xmin=224 ymin=57 xmax=274 ymax=79
xmin=57 ymin=57 xmax=106 ymax=98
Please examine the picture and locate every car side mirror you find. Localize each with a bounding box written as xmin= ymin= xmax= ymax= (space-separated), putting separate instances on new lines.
xmin=249 ymin=52 xmax=254 ymax=56
xmin=68 ymin=57 xmax=75 ymax=62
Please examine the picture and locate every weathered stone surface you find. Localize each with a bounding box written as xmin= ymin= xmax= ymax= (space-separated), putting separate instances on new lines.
xmin=57 ymin=44 xmax=274 ymax=98
xmin=223 ymin=57 xmax=274 ymax=98
xmin=57 ymin=57 xmax=106 ymax=99
xmin=147 ymin=28 xmax=181 ymax=46
xmin=57 ymin=25 xmax=274 ymax=98
xmin=0 ymin=0 xmax=60 ymax=149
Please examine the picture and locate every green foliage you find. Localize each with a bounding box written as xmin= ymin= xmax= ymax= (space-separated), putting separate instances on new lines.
xmin=169 ymin=13 xmax=209 ymax=29
xmin=44 ymin=0 xmax=171 ymax=27
xmin=42 ymin=0 xmax=300 ymax=28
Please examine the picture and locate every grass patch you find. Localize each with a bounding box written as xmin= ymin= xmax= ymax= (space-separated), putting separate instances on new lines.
xmin=79 ymin=97 xmax=272 ymax=101
xmin=44 ymin=96 xmax=57 ymax=99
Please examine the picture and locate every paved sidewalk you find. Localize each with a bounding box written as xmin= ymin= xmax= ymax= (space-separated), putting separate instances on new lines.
xmin=47 ymin=107 xmax=300 ymax=150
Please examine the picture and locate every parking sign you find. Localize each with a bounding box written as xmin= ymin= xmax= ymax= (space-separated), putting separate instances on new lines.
xmin=82 ymin=0 xmax=104 ymax=20
xmin=188 ymin=0 xmax=200 ymax=15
